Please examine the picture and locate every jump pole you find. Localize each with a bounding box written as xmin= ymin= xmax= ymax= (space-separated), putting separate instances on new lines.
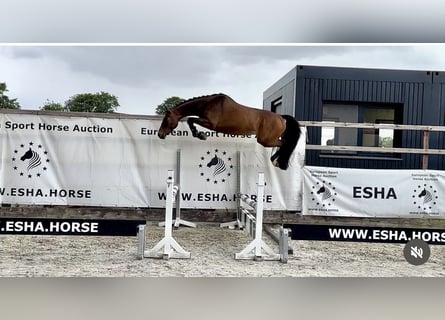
xmin=144 ymin=170 xmax=191 ymax=259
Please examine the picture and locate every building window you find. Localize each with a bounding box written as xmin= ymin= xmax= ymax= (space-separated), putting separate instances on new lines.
xmin=321 ymin=102 xmax=403 ymax=157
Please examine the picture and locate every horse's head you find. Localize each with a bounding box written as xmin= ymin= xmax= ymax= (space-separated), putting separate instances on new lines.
xmin=316 ymin=186 xmax=326 ymax=194
xmin=158 ymin=111 xmax=179 ymax=139
xmin=418 ymin=189 xmax=427 ymax=198
xmin=207 ymin=155 xmax=219 ymax=167
xmin=20 ymin=148 xmax=33 ymax=161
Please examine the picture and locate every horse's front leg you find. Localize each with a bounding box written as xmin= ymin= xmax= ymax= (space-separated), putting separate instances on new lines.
xmin=187 ymin=118 xmax=207 ymax=140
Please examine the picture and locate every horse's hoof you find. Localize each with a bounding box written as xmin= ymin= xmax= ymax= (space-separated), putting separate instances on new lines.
xmin=271 ymin=158 xmax=288 ymax=170
xmin=197 ymin=132 xmax=207 ymax=140
xmin=271 ymin=158 xmax=280 ymax=167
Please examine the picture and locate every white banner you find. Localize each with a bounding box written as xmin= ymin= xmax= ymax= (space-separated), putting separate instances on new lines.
xmin=303 ymin=166 xmax=445 ymax=218
xmin=0 ymin=112 xmax=305 ymax=209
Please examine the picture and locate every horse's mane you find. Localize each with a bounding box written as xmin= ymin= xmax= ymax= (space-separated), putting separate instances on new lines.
xmin=174 ymin=93 xmax=228 ymax=109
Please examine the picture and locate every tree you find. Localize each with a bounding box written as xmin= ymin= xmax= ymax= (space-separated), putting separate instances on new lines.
xmin=0 ymin=82 xmax=20 ymax=109
xmin=40 ymin=99 xmax=65 ymax=112
xmin=380 ymin=136 xmax=394 ymax=148
xmin=65 ymin=91 xmax=119 ymax=113
xmin=155 ymin=96 xmax=185 ymax=115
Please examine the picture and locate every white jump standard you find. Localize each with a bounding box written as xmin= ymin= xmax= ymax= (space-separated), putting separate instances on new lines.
xmin=235 ymin=172 xmax=287 ymax=262
xmin=139 ymin=170 xmax=191 ymax=260
xmin=158 ymin=150 xmax=196 ymax=229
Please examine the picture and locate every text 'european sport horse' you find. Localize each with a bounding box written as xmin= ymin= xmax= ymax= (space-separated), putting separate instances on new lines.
xmin=157 ymin=93 xmax=301 ymax=170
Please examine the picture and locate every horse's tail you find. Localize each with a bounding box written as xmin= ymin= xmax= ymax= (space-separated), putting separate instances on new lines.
xmin=277 ymin=115 xmax=301 ymax=170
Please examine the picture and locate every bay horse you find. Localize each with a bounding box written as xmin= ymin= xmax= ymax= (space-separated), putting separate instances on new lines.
xmin=157 ymin=93 xmax=301 ymax=170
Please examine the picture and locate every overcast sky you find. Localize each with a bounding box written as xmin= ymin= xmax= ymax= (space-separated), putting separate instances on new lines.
xmin=3 ymin=45 xmax=445 ymax=115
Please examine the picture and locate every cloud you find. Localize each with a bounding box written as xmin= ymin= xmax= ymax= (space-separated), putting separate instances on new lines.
xmin=42 ymin=47 xmax=223 ymax=88
xmin=3 ymin=45 xmax=445 ymax=115
xmin=34 ymin=46 xmax=361 ymax=87
xmin=7 ymin=46 xmax=351 ymax=91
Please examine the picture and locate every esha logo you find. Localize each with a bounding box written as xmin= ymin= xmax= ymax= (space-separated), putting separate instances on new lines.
xmin=11 ymin=142 xmax=50 ymax=178
xmin=309 ymin=180 xmax=338 ymax=208
xmin=412 ymin=184 xmax=439 ymax=211
xmin=198 ymin=149 xmax=235 ymax=184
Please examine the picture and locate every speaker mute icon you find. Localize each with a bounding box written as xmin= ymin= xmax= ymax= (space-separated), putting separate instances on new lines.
xmin=410 ymin=246 xmax=423 ymax=259
xmin=404 ymin=239 xmax=430 ymax=265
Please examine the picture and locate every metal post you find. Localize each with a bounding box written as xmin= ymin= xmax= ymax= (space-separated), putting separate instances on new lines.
xmin=136 ymin=224 xmax=146 ymax=260
xmin=163 ymin=170 xmax=175 ymax=257
xmin=279 ymin=227 xmax=289 ymax=263
xmin=237 ymin=151 xmax=244 ymax=228
xmin=254 ymin=173 xmax=265 ymax=259
xmin=175 ymin=149 xmax=181 ymax=223
xmin=422 ymin=130 xmax=430 ymax=169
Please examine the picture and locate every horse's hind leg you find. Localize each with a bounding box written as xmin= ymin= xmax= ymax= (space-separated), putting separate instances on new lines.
xmin=270 ymin=147 xmax=281 ymax=167
xmin=187 ymin=118 xmax=207 ymax=140
xmin=257 ymin=134 xmax=283 ymax=168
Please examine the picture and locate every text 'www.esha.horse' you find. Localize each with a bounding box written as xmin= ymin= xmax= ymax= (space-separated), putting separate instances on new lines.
xmin=157 ymin=93 xmax=301 ymax=170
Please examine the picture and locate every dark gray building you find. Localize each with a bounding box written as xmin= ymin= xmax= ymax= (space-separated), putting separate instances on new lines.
xmin=263 ymin=65 xmax=445 ymax=170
